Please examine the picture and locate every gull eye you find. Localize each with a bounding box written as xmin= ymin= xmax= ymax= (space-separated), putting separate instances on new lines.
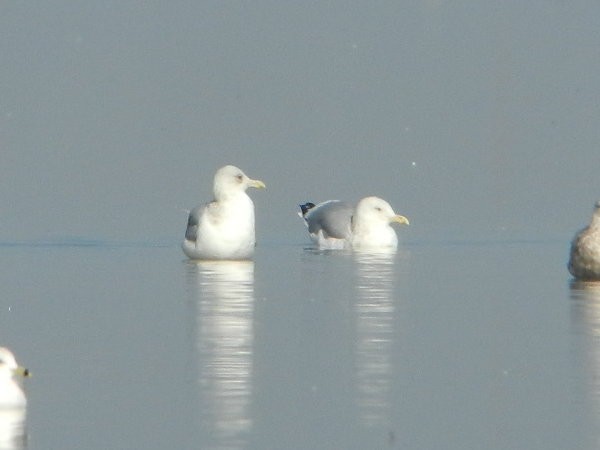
xmin=236 ymin=174 xmax=244 ymax=182
xmin=375 ymin=207 xmax=382 ymax=212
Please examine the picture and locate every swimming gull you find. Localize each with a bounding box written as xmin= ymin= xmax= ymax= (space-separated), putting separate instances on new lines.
xmin=182 ymin=165 xmax=265 ymax=260
xmin=299 ymin=196 xmax=409 ymax=250
xmin=0 ymin=347 xmax=30 ymax=409
xmin=568 ymin=201 xmax=600 ymax=280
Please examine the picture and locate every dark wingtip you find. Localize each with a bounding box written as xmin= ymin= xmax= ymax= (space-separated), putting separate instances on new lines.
xmin=299 ymin=202 xmax=316 ymax=216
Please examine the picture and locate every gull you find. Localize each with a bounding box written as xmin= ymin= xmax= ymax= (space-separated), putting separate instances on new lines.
xmin=0 ymin=347 xmax=30 ymax=409
xmin=569 ymin=201 xmax=600 ymax=280
xmin=299 ymin=196 xmax=409 ymax=250
xmin=182 ymin=165 xmax=265 ymax=260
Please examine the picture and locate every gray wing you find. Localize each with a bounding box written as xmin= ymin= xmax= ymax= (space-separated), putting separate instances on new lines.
xmin=184 ymin=206 xmax=204 ymax=241
xmin=305 ymin=201 xmax=353 ymax=239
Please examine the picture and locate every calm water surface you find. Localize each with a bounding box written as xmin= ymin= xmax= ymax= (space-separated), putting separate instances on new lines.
xmin=0 ymin=237 xmax=597 ymax=449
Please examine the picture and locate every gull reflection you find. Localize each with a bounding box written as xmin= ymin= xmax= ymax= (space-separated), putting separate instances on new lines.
xmin=186 ymin=261 xmax=255 ymax=450
xmin=353 ymin=249 xmax=406 ymax=428
xmin=570 ymin=280 xmax=600 ymax=439
xmin=0 ymin=409 xmax=26 ymax=450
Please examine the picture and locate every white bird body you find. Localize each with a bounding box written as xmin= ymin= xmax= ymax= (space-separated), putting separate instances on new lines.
xmin=0 ymin=347 xmax=29 ymax=409
xmin=300 ymin=196 xmax=409 ymax=250
xmin=182 ymin=165 xmax=265 ymax=260
xmin=569 ymin=201 xmax=600 ymax=280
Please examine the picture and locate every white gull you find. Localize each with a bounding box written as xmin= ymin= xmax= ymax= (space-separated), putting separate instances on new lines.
xmin=183 ymin=165 xmax=265 ymax=260
xmin=299 ymin=196 xmax=409 ymax=250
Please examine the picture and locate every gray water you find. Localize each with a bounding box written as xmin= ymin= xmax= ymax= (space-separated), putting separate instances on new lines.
xmin=2 ymin=1 xmax=600 ymax=449
xmin=1 ymin=237 xmax=597 ymax=450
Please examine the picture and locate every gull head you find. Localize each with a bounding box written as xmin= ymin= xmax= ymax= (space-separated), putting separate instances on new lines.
xmin=354 ymin=196 xmax=409 ymax=228
xmin=0 ymin=347 xmax=30 ymax=380
xmin=213 ymin=165 xmax=266 ymax=200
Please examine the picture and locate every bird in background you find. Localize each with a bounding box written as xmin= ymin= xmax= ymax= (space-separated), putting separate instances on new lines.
xmin=0 ymin=347 xmax=30 ymax=409
xmin=569 ymin=201 xmax=600 ymax=280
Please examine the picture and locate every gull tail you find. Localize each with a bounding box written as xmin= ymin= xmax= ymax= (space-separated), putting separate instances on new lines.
xmin=299 ymin=202 xmax=316 ymax=218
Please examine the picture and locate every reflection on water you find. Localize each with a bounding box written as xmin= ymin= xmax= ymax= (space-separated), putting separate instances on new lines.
xmin=353 ymin=250 xmax=406 ymax=428
xmin=0 ymin=409 xmax=26 ymax=450
xmin=186 ymin=261 xmax=255 ymax=450
xmin=570 ymin=280 xmax=600 ymax=446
